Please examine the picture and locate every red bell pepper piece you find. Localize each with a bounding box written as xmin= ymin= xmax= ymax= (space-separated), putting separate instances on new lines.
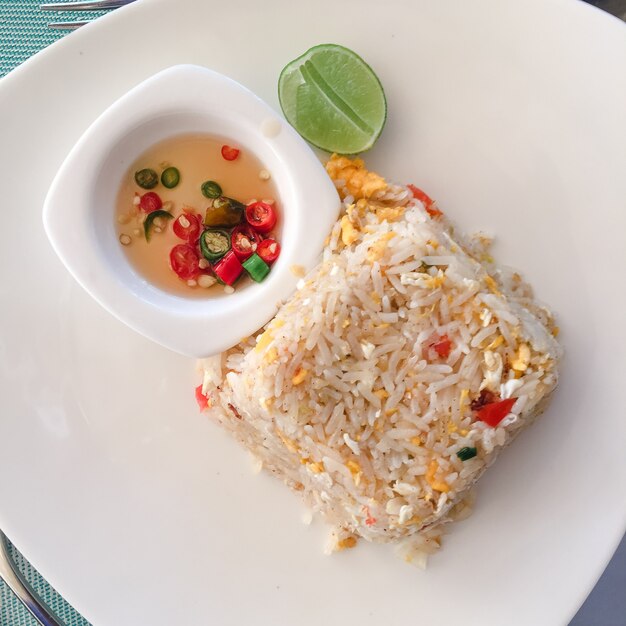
xmin=408 ymin=184 xmax=443 ymax=219
xmin=431 ymin=334 xmax=452 ymax=358
xmin=195 ymin=385 xmax=209 ymax=411
xmin=212 ymin=250 xmax=243 ymax=286
xmin=476 ymin=397 xmax=517 ymax=427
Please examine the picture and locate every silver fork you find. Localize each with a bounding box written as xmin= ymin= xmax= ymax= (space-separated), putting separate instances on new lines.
xmin=41 ymin=0 xmax=137 ymax=30
xmin=0 ymin=531 xmax=62 ymax=626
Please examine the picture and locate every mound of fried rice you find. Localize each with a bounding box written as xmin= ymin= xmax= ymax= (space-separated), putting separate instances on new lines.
xmin=199 ymin=155 xmax=561 ymax=565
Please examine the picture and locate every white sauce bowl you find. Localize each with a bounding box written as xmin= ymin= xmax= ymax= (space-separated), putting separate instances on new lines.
xmin=43 ymin=65 xmax=340 ymax=357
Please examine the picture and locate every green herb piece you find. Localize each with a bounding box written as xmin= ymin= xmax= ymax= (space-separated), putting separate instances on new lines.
xmin=456 ymin=446 xmax=478 ymax=462
xmin=135 ymin=168 xmax=159 ymax=189
xmin=161 ymin=167 xmax=180 ymax=188
xmin=201 ymin=180 xmax=222 ymax=199
xmin=200 ymin=229 xmax=231 ymax=262
xmin=242 ymin=253 xmax=270 ymax=282
xmin=144 ymin=210 xmax=173 ymax=241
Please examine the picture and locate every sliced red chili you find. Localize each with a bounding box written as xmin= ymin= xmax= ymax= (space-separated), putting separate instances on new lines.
xmin=169 ymin=243 xmax=200 ymax=280
xmin=212 ymin=250 xmax=243 ymax=286
xmin=173 ymin=212 xmax=202 ymax=243
xmin=257 ymin=238 xmax=281 ymax=264
xmin=476 ymin=397 xmax=517 ymax=427
xmin=231 ymin=225 xmax=260 ymax=261
xmin=245 ymin=201 xmax=276 ymax=234
xmin=139 ymin=191 xmax=163 ymax=213
xmin=408 ymin=184 xmax=443 ymax=219
xmin=221 ymin=145 xmax=240 ymax=161
xmin=195 ymin=385 xmax=209 ymax=411
xmin=431 ymin=334 xmax=452 ymax=358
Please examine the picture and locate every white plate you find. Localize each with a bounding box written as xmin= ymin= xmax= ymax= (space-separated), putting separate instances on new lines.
xmin=0 ymin=0 xmax=624 ymax=625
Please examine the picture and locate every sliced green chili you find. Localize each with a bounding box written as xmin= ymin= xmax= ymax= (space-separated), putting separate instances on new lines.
xmin=203 ymin=196 xmax=245 ymax=228
xmin=200 ymin=229 xmax=231 ymax=262
xmin=201 ymin=180 xmax=222 ymax=199
xmin=242 ymin=253 xmax=270 ymax=282
xmin=135 ymin=168 xmax=159 ymax=189
xmin=161 ymin=167 xmax=180 ymax=188
xmin=144 ymin=210 xmax=173 ymax=241
xmin=456 ymin=446 xmax=477 ymax=461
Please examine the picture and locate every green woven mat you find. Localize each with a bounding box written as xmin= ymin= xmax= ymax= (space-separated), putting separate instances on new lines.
xmin=1 ymin=538 xmax=90 ymax=626
xmin=0 ymin=0 xmax=105 ymax=77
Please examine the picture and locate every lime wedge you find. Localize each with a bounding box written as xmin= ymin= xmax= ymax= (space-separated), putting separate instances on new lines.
xmin=278 ymin=44 xmax=387 ymax=154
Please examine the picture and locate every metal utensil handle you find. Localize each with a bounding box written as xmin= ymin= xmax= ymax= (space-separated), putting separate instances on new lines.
xmin=47 ymin=21 xmax=90 ymax=29
xmin=41 ymin=0 xmax=133 ymax=10
xmin=0 ymin=531 xmax=63 ymax=626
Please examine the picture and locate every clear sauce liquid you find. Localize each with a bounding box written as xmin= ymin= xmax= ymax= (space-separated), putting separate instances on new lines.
xmin=116 ymin=134 xmax=279 ymax=298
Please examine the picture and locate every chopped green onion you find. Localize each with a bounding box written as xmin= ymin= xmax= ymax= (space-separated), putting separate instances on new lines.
xmin=135 ymin=168 xmax=158 ymax=189
xmin=456 ymin=446 xmax=477 ymax=461
xmin=161 ymin=167 xmax=180 ymax=188
xmin=201 ymin=180 xmax=222 ymax=199
xmin=204 ymin=196 xmax=245 ymax=227
xmin=144 ymin=210 xmax=173 ymax=241
xmin=242 ymin=253 xmax=270 ymax=282
xmin=200 ymin=229 xmax=231 ymax=262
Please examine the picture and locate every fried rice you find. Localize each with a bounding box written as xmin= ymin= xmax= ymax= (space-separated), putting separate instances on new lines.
xmin=199 ymin=155 xmax=561 ymax=564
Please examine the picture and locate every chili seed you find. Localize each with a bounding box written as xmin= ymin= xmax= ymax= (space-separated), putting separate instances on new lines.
xmin=133 ymin=228 xmax=141 ymax=236
xmin=224 ymin=285 xmax=235 ymax=294
xmin=259 ymin=169 xmax=270 ymax=181
xmin=187 ymin=279 xmax=197 ymax=287
xmin=198 ymin=258 xmax=209 ymax=270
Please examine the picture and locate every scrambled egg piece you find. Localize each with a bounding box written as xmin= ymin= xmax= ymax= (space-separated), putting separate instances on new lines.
xmin=346 ymin=460 xmax=363 ymax=485
xmin=326 ymin=154 xmax=387 ymax=199
xmin=340 ymin=215 xmax=359 ymax=245
xmin=366 ymin=231 xmax=396 ymax=263
xmin=292 ymin=367 xmax=309 ymax=385
xmin=336 ymin=536 xmax=357 ymax=550
xmin=426 ymin=460 xmax=451 ymax=493
xmin=484 ymin=275 xmax=502 ymax=296
xmin=376 ymin=206 xmax=405 ymax=223
xmin=511 ymin=343 xmax=531 ymax=372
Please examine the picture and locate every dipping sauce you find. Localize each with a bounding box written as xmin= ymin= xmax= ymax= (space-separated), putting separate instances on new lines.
xmin=116 ymin=134 xmax=281 ymax=297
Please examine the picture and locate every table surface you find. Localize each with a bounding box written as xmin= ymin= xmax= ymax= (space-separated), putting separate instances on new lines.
xmin=0 ymin=1 xmax=625 ymax=625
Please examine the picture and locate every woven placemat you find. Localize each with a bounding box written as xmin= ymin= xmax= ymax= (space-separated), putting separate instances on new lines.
xmin=1 ymin=539 xmax=90 ymax=626
xmin=0 ymin=0 xmax=105 ymax=77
